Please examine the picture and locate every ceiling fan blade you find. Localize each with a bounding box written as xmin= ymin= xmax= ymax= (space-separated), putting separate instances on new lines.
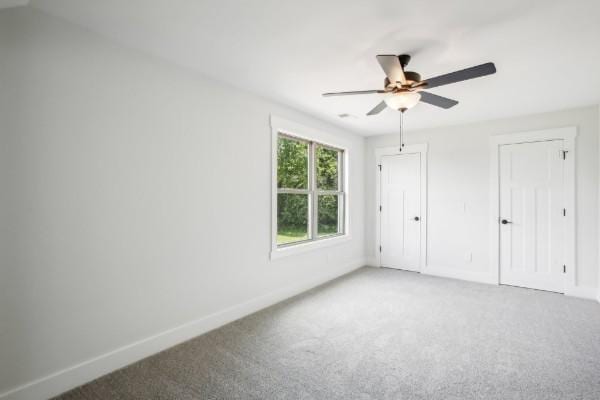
xmin=366 ymin=101 xmax=387 ymax=116
xmin=376 ymin=55 xmax=406 ymax=85
xmin=322 ymin=90 xmax=385 ymax=97
xmin=419 ymin=91 xmax=459 ymax=109
xmin=424 ymin=62 xmax=496 ymax=89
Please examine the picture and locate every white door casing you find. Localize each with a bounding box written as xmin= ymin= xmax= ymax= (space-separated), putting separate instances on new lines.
xmin=489 ymin=127 xmax=576 ymax=294
xmin=499 ymin=140 xmax=565 ymax=292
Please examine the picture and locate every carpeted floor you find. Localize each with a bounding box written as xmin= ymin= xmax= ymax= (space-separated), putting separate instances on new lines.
xmin=54 ymin=267 xmax=600 ymax=400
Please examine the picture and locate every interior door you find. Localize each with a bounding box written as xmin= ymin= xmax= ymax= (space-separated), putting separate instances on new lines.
xmin=499 ymin=140 xmax=565 ymax=293
xmin=380 ymin=153 xmax=421 ymax=271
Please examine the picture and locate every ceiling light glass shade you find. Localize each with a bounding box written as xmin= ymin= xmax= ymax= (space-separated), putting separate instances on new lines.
xmin=384 ymin=92 xmax=421 ymax=110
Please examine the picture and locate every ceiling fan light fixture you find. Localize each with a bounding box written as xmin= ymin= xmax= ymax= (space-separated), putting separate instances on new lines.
xmin=322 ymin=54 xmax=495 ymax=116
xmin=384 ymin=91 xmax=421 ymax=110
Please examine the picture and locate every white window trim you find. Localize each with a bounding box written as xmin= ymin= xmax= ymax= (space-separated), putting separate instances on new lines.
xmin=270 ymin=115 xmax=350 ymax=260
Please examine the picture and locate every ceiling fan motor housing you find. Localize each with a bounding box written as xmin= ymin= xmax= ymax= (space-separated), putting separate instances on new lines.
xmin=404 ymin=71 xmax=421 ymax=85
xmin=384 ymin=71 xmax=422 ymax=90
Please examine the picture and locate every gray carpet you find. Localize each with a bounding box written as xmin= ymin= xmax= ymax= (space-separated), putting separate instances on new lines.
xmin=54 ymin=267 xmax=600 ymax=400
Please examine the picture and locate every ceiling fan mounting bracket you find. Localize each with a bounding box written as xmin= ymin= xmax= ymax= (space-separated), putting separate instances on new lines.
xmin=384 ymin=77 xmax=395 ymax=90
xmin=398 ymin=54 xmax=411 ymax=68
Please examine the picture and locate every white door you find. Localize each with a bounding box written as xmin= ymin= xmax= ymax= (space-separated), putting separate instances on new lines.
xmin=380 ymin=153 xmax=421 ymax=271
xmin=499 ymin=140 xmax=565 ymax=293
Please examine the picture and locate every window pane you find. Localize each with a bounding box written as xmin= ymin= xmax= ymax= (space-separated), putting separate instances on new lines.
xmin=316 ymin=146 xmax=339 ymax=190
xmin=277 ymin=193 xmax=309 ymax=245
xmin=318 ymin=194 xmax=339 ymax=236
xmin=278 ymin=136 xmax=308 ymax=189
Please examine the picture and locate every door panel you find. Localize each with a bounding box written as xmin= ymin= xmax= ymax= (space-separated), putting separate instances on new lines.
xmin=380 ymin=153 xmax=421 ymax=271
xmin=499 ymin=140 xmax=564 ymax=292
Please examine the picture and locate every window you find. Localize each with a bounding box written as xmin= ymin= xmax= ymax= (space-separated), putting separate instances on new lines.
xmin=276 ymin=133 xmax=345 ymax=248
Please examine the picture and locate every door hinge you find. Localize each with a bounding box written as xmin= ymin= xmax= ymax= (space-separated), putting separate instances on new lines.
xmin=378 ymin=164 xmax=382 ymax=171
xmin=563 ymin=265 xmax=566 ymax=273
xmin=562 ymin=150 xmax=568 ymax=160
xmin=379 ymin=245 xmax=382 ymax=253
xmin=563 ymin=208 xmax=566 ymax=217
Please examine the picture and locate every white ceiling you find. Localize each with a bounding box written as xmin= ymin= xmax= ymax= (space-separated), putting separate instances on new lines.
xmin=29 ymin=0 xmax=600 ymax=136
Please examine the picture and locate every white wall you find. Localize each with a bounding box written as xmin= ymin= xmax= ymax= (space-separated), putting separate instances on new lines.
xmin=1 ymin=4 xmax=599 ymax=399
xmin=0 ymin=7 xmax=366 ymax=397
xmin=366 ymin=106 xmax=599 ymax=291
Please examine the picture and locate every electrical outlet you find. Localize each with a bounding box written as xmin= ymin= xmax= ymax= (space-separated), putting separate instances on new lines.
xmin=465 ymin=252 xmax=472 ymax=263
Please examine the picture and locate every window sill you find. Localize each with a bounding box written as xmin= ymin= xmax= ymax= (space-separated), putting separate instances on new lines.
xmin=270 ymin=234 xmax=351 ymax=260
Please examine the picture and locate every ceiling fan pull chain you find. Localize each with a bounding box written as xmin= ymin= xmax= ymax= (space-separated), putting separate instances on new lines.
xmin=399 ymin=109 xmax=405 ymax=152
xmin=399 ymin=111 xmax=402 ymax=151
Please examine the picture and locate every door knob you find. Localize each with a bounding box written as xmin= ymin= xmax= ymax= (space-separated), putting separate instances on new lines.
xmin=501 ymin=219 xmax=512 ymax=224
xmin=414 ymin=216 xmax=420 ymax=221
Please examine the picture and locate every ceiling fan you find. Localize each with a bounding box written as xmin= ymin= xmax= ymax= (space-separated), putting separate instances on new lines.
xmin=323 ymin=54 xmax=496 ymax=115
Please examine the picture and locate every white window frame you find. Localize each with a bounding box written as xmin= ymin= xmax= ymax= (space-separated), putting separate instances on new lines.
xmin=270 ymin=115 xmax=350 ymax=259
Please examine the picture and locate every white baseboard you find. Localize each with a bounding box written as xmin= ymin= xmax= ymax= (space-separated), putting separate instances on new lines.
xmin=564 ymin=285 xmax=598 ymax=300
xmin=423 ymin=266 xmax=599 ymax=301
xmin=421 ymin=265 xmax=497 ymax=285
xmin=0 ymin=259 xmax=366 ymax=400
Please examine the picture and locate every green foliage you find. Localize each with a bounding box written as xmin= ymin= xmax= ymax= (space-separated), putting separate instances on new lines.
xmin=318 ymin=195 xmax=338 ymax=236
xmin=277 ymin=193 xmax=308 ymax=233
xmin=276 ymin=136 xmax=341 ymax=242
xmin=316 ymin=146 xmax=338 ymax=190
xmin=277 ymin=137 xmax=308 ymax=189
xmin=277 ymin=227 xmax=308 ymax=245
